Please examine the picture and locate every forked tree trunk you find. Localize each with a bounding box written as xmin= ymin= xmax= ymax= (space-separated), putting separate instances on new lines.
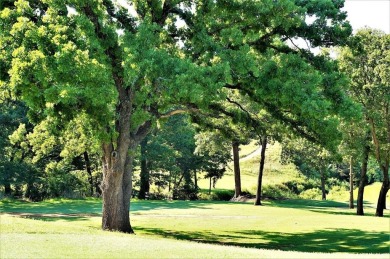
xmin=232 ymin=140 xmax=242 ymax=198
xmin=100 ymin=92 xmax=138 ymax=233
xmin=357 ymin=140 xmax=370 ymax=216
xmin=349 ymin=156 xmax=354 ymax=209
xmin=101 ymin=143 xmax=134 ymax=233
xmin=320 ymin=168 xmax=326 ymax=200
xmin=255 ymin=136 xmax=267 ymax=206
xmin=83 ymin=151 xmax=94 ymax=196
xmin=375 ymin=164 xmax=389 ymax=217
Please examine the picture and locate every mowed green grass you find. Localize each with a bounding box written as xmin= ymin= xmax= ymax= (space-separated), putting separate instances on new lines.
xmin=1 ymin=198 xmax=389 ymax=258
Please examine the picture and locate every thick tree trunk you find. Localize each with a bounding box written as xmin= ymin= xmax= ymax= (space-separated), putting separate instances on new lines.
xmin=232 ymin=141 xmax=242 ymax=198
xmin=349 ymin=156 xmax=354 ymax=209
xmin=255 ymin=136 xmax=267 ymax=206
xmin=139 ymin=138 xmax=149 ymax=199
xmin=357 ymin=141 xmax=370 ymax=216
xmin=83 ymin=151 xmax=94 ymax=196
xmin=101 ymin=143 xmax=134 ymax=233
xmin=101 ymin=91 xmax=136 ymax=233
xmin=375 ymin=164 xmax=389 ymax=217
xmin=320 ymin=169 xmax=326 ymax=200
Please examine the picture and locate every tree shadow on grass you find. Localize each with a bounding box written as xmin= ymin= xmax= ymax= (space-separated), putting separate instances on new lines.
xmin=131 ymin=200 xmax=229 ymax=212
xmin=135 ymin=227 xmax=389 ymax=254
xmin=0 ymin=198 xmax=103 ymax=215
xmin=4 ymin=212 xmax=100 ymax=222
xmin=308 ymin=208 xmax=390 ymax=218
xmin=265 ymin=199 xmax=349 ymax=209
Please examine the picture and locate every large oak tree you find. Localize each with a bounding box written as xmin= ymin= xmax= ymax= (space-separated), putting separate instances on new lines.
xmin=1 ymin=0 xmax=352 ymax=232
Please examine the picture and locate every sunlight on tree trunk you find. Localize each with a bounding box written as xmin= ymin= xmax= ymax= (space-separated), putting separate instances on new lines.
xmin=357 ymin=139 xmax=370 ymax=216
xmin=349 ymin=156 xmax=354 ymax=209
xmin=232 ymin=141 xmax=242 ymax=198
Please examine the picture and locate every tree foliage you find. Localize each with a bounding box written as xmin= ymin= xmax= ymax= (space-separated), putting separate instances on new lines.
xmin=1 ymin=0 xmax=353 ymax=232
xmin=338 ymin=28 xmax=390 ymax=216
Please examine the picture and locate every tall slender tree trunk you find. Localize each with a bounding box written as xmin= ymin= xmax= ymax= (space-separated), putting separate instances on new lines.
xmin=209 ymin=177 xmax=212 ymax=195
xmin=320 ymin=169 xmax=326 ymax=200
xmin=83 ymin=151 xmax=94 ymax=196
xmin=4 ymin=183 xmax=11 ymax=196
xmin=194 ymin=170 xmax=198 ymax=190
xmin=255 ymin=136 xmax=267 ymax=206
xmin=349 ymin=156 xmax=354 ymax=209
xmin=357 ymin=139 xmax=370 ymax=216
xmin=375 ymin=164 xmax=389 ymax=216
xmin=139 ymin=138 xmax=150 ymax=199
xmin=232 ymin=140 xmax=241 ymax=198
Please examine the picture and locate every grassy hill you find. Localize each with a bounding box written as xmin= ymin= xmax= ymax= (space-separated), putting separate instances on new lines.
xmin=197 ymin=141 xmax=389 ymax=209
xmin=198 ymin=141 xmax=302 ymax=193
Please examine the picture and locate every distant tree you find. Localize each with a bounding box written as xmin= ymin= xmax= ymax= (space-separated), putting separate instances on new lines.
xmin=0 ymin=101 xmax=30 ymax=196
xmin=137 ymin=114 xmax=202 ymax=199
xmin=338 ymin=117 xmax=368 ymax=212
xmin=338 ymin=28 xmax=390 ymax=217
xmin=282 ymin=138 xmax=342 ymax=200
xmin=194 ymin=131 xmax=231 ymax=194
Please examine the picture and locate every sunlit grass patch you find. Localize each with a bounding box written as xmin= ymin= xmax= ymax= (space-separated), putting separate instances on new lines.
xmin=1 ymin=198 xmax=389 ymax=258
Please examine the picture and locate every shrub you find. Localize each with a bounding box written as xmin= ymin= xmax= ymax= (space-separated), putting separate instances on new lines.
xmin=299 ymin=188 xmax=322 ymax=200
xmin=283 ymin=179 xmax=318 ymax=195
xmin=198 ymin=189 xmax=235 ymax=201
xmin=327 ymin=185 xmax=349 ymax=201
xmin=262 ymin=184 xmax=297 ymax=200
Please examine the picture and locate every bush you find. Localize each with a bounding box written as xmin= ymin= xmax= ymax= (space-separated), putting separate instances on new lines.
xmin=262 ymin=184 xmax=297 ymax=200
xmin=172 ymin=187 xmax=198 ymax=200
xmin=148 ymin=192 xmax=168 ymax=200
xmin=283 ymin=179 xmax=318 ymax=195
xmin=327 ymin=185 xmax=349 ymax=201
xmin=198 ymin=189 xmax=235 ymax=201
xmin=299 ymin=188 xmax=322 ymax=200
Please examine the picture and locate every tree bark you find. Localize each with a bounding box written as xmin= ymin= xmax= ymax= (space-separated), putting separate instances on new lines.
xmin=194 ymin=170 xmax=198 ymax=190
xmin=357 ymin=139 xmax=370 ymax=216
xmin=83 ymin=151 xmax=94 ymax=196
xmin=349 ymin=156 xmax=354 ymax=209
xmin=232 ymin=140 xmax=242 ymax=198
xmin=101 ymin=89 xmax=135 ymax=233
xmin=320 ymin=168 xmax=326 ymax=200
xmin=139 ymin=138 xmax=150 ymax=200
xmin=209 ymin=177 xmax=212 ymax=195
xmin=255 ymin=136 xmax=267 ymax=206
xmin=101 ymin=143 xmax=134 ymax=233
xmin=375 ymin=164 xmax=389 ymax=216
xmin=4 ymin=183 xmax=11 ymax=196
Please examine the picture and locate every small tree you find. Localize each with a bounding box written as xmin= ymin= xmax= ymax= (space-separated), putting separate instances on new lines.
xmin=195 ymin=131 xmax=231 ymax=194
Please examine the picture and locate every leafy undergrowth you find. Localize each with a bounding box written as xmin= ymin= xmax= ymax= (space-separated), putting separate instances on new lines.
xmin=1 ymin=198 xmax=389 ymax=258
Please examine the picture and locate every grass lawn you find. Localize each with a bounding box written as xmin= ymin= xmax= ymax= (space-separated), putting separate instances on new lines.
xmin=1 ymin=197 xmax=389 ymax=258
